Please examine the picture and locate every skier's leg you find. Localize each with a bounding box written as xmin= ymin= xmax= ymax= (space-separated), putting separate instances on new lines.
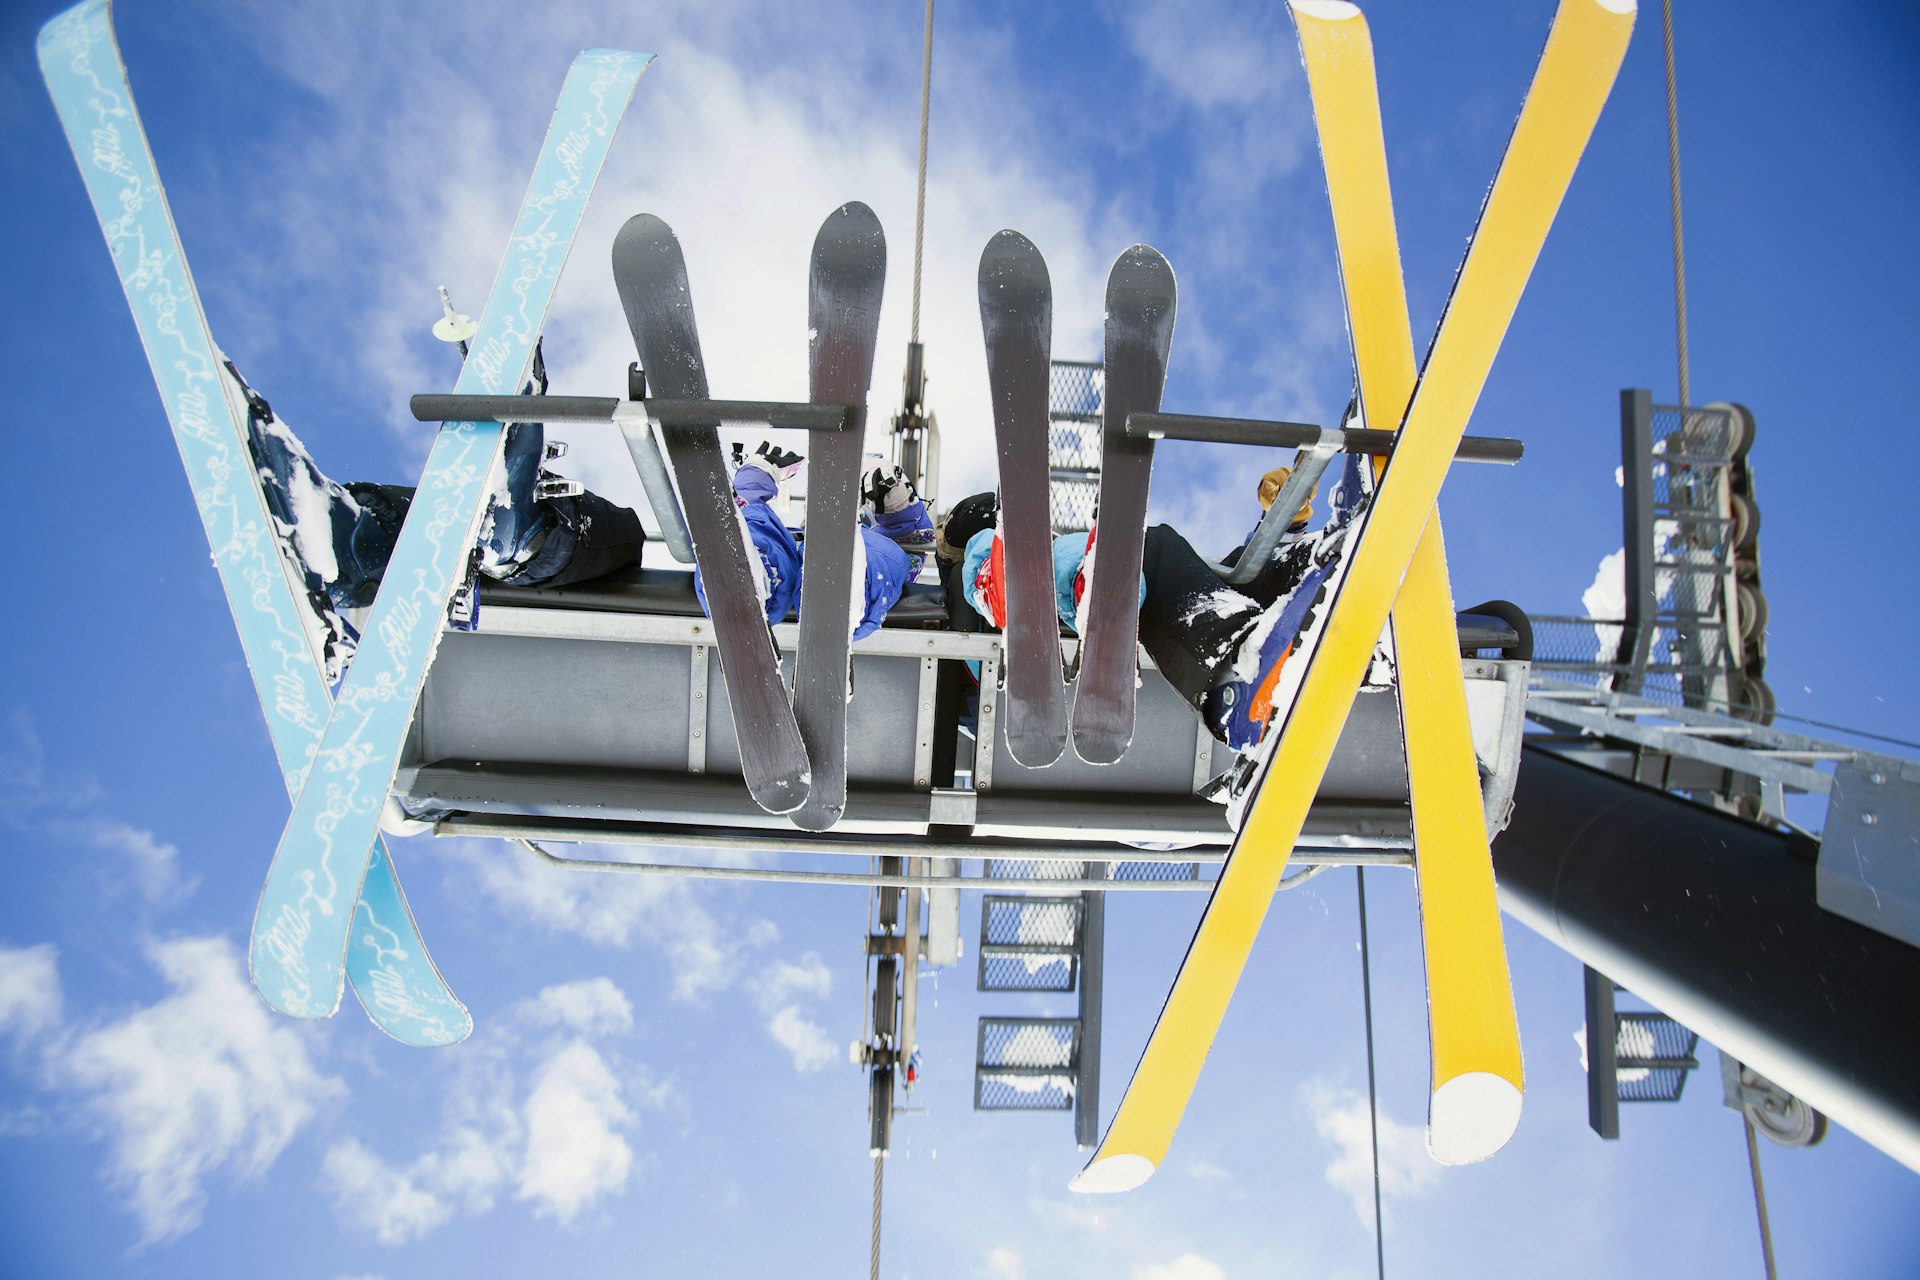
xmin=505 ymin=490 xmax=646 ymax=588
xmin=479 ymin=420 xmax=553 ymax=574
xmin=1137 ymin=524 xmax=1262 ymax=715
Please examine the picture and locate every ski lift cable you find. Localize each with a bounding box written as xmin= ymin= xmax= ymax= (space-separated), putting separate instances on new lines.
xmin=1661 ymin=0 xmax=1690 ymax=409
xmin=1357 ymin=868 xmax=1386 ymax=1280
xmin=870 ymin=1151 xmax=885 ymax=1280
xmin=910 ymin=0 xmax=934 ymax=346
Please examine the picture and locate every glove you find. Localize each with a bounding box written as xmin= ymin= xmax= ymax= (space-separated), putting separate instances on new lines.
xmin=740 ymin=440 xmax=805 ymax=482
xmin=862 ymin=462 xmax=918 ymax=515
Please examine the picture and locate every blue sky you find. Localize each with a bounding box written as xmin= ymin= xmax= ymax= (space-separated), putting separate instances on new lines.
xmin=4 ymin=0 xmax=1919 ymax=1276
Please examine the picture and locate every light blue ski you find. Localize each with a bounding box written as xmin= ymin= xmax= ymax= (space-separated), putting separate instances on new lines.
xmin=252 ymin=45 xmax=651 ymax=1021
xmin=38 ymin=0 xmax=470 ymax=1045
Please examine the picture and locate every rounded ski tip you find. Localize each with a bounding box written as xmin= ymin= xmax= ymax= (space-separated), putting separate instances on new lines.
xmin=1289 ymin=0 xmax=1363 ymax=20
xmin=1106 ymin=243 xmax=1175 ymax=295
xmin=789 ymin=800 xmax=845 ymax=832
xmin=752 ymin=775 xmax=813 ymax=816
xmin=1069 ymin=1153 xmax=1156 ymax=1195
xmin=1595 ymin=0 xmax=1637 ymax=12
xmin=614 ymin=212 xmax=677 ymax=255
xmin=1428 ymin=1071 xmax=1523 ymax=1165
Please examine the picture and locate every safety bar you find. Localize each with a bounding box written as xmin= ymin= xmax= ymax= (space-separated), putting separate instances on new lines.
xmin=1126 ymin=411 xmax=1525 ymax=463
xmin=410 ymin=394 xmax=855 ymax=432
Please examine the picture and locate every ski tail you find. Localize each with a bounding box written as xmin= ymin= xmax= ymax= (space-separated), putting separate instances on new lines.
xmin=1074 ymin=0 xmax=1633 ymax=1192
xmin=1071 ymin=245 xmax=1176 ymax=764
xmin=612 ymin=212 xmax=812 ymax=816
xmin=979 ymin=229 xmax=1069 ymax=767
xmin=1295 ymin=0 xmax=1524 ymax=1163
xmin=39 ymin=0 xmax=470 ymax=1045
xmin=254 ymin=48 xmax=650 ymax=1020
xmin=793 ymin=202 xmax=887 ymax=832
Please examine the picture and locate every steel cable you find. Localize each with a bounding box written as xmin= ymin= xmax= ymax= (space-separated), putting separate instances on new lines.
xmin=910 ymin=0 xmax=935 ymax=346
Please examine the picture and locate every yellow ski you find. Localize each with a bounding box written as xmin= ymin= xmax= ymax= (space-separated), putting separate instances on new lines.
xmin=1073 ymin=0 xmax=1634 ymax=1193
xmin=1294 ymin=0 xmax=1523 ymax=1165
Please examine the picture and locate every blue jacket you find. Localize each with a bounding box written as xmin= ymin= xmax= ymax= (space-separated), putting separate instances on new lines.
xmin=961 ymin=528 xmax=1142 ymax=633
xmin=696 ymin=492 xmax=920 ymax=638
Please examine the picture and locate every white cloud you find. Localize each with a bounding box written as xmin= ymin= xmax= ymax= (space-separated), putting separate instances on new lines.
xmin=518 ymin=978 xmax=635 ymax=1037
xmin=1028 ymin=1194 xmax=1110 ymax=1235
xmin=1302 ymin=1079 xmax=1441 ymax=1231
xmin=464 ymin=842 xmax=738 ymax=1001
xmin=0 ymin=942 xmax=62 ymax=1042
xmin=517 ymin=1041 xmax=636 ymax=1223
xmin=66 ymin=818 xmax=195 ymax=907
xmin=1133 ymin=1254 xmax=1229 ymax=1280
xmin=322 ymin=1139 xmax=453 ymax=1246
xmin=753 ymin=952 xmax=832 ymax=1007
xmin=982 ymin=1247 xmax=1026 ymax=1279
xmin=62 ymin=937 xmax=345 ymax=1244
xmin=765 ymin=1006 xmax=836 ymax=1073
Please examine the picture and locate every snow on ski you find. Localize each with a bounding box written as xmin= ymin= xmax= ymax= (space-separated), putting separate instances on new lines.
xmin=1071 ymin=246 xmax=1176 ymax=765
xmin=792 ymin=203 xmax=887 ymax=832
xmin=979 ymin=230 xmax=1069 ymax=767
xmin=252 ymin=47 xmax=650 ymax=1021
xmin=1295 ymin=0 xmax=1525 ymax=1164
xmin=612 ymin=213 xmax=813 ymax=815
xmin=1074 ymin=0 xmax=1634 ymax=1192
xmin=38 ymin=0 xmax=469 ymax=1046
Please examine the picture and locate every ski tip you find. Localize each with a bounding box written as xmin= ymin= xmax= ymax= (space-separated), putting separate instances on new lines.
xmin=749 ymin=774 xmax=812 ymax=816
xmin=614 ymin=212 xmax=678 ymax=256
xmin=789 ymin=798 xmax=845 ymax=832
xmin=979 ymin=228 xmax=1045 ymax=276
xmin=825 ymin=200 xmax=883 ymax=236
xmin=1427 ymin=1071 xmax=1524 ymax=1165
xmin=1594 ymin=0 xmax=1637 ymax=13
xmin=1289 ymin=0 xmax=1363 ymax=21
xmin=1006 ymin=728 xmax=1068 ymax=769
xmin=1107 ymin=243 xmax=1175 ymax=300
xmin=1071 ymin=726 xmax=1131 ymax=767
xmin=1069 ymin=1153 xmax=1156 ymax=1195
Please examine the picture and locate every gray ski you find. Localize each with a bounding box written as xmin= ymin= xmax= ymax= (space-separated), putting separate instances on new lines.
xmin=792 ymin=203 xmax=886 ymax=831
xmin=979 ymin=229 xmax=1068 ymax=766
xmin=1071 ymin=246 xmax=1177 ymax=764
xmin=612 ymin=214 xmax=811 ymax=814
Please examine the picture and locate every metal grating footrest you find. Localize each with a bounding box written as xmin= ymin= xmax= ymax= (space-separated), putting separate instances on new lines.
xmin=978 ymin=893 xmax=1084 ymax=992
xmin=975 ymin=1017 xmax=1081 ymax=1111
xmin=1615 ymin=1012 xmax=1700 ymax=1104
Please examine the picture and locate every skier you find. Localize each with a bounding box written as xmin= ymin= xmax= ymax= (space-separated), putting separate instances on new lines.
xmin=949 ymin=461 xmax=1342 ymax=750
xmin=696 ymin=446 xmax=935 ymax=641
xmin=229 ymin=361 xmax=645 ymax=684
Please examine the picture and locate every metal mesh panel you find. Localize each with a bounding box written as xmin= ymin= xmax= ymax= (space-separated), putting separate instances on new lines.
xmin=975 ymin=1017 xmax=1079 ymax=1111
xmin=978 ymin=894 xmax=1083 ymax=992
xmin=983 ymin=897 xmax=1083 ymax=947
xmin=1112 ymin=860 xmax=1201 ymax=882
xmin=986 ymin=859 xmax=1086 ymax=884
xmin=1049 ymin=361 xmax=1103 ymax=534
xmin=1615 ymin=1012 xmax=1699 ymax=1104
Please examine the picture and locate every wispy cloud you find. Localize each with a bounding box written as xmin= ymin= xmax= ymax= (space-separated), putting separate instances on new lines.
xmin=456 ymin=841 xmax=840 ymax=1073
xmin=34 ymin=937 xmax=346 ymax=1245
xmin=0 ymin=942 xmax=63 ymax=1043
xmin=323 ymin=974 xmax=669 ymax=1244
xmin=1132 ymin=1254 xmax=1230 ymax=1280
xmin=1301 ymin=1078 xmax=1441 ymax=1231
xmin=0 ymin=713 xmax=194 ymax=908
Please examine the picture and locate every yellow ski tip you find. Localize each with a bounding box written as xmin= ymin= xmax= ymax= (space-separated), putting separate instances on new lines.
xmin=1428 ymin=1071 xmax=1523 ymax=1165
xmin=1069 ymin=1153 xmax=1156 ymax=1195
xmin=1595 ymin=0 xmax=1638 ymax=12
xmin=1289 ymin=0 xmax=1363 ymax=19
